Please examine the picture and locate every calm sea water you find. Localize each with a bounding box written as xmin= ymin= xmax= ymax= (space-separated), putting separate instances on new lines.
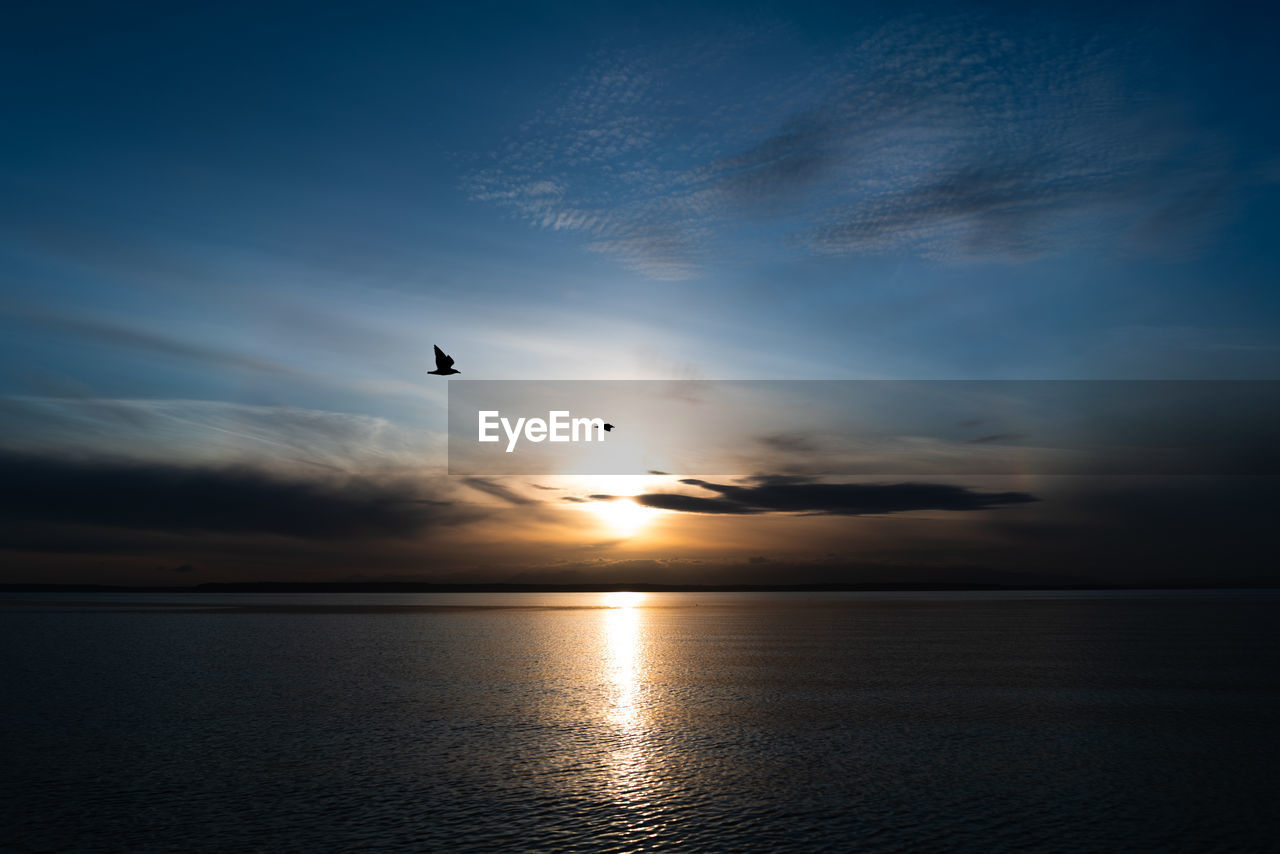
xmin=2 ymin=591 xmax=1278 ymax=852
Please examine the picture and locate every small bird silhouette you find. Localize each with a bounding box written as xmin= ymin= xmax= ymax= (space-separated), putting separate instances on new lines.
xmin=603 ymin=423 xmax=615 ymax=432
xmin=428 ymin=344 xmax=460 ymax=375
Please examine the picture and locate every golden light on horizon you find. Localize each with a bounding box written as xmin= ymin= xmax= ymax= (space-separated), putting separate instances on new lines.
xmin=604 ymin=590 xmax=645 ymax=609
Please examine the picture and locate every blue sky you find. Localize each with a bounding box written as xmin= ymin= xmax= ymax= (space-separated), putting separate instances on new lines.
xmin=2 ymin=0 xmax=1277 ymax=583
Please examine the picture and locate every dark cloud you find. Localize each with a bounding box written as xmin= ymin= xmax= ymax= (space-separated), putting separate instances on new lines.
xmin=748 ymin=475 xmax=815 ymax=485
xmin=0 ymin=451 xmax=454 ymax=540
xmin=461 ymin=477 xmax=536 ymax=505
xmin=634 ymin=493 xmax=762 ymax=514
xmin=758 ymin=432 xmax=823 ymax=454
xmin=616 ymin=476 xmax=1037 ymax=516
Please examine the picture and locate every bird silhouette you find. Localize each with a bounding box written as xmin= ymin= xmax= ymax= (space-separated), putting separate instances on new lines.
xmin=603 ymin=423 xmax=615 ymax=432
xmin=428 ymin=344 xmax=460 ymax=375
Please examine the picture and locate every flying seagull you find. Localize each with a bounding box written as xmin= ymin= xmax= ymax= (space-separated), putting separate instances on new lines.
xmin=603 ymin=423 xmax=615 ymax=432
xmin=428 ymin=344 xmax=460 ymax=375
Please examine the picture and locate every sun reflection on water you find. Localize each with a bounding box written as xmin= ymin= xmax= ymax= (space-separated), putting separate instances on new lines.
xmin=601 ymin=591 xmax=649 ymax=800
xmin=603 ymin=591 xmax=643 ymax=727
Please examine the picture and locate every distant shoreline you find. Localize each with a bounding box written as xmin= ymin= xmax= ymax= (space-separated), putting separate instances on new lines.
xmin=2 ymin=581 xmax=1277 ymax=594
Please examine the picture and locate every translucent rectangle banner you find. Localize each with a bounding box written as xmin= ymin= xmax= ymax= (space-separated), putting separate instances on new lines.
xmin=447 ymin=380 xmax=1280 ymax=476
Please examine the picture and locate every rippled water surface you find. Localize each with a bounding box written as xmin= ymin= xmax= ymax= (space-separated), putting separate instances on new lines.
xmin=3 ymin=591 xmax=1278 ymax=852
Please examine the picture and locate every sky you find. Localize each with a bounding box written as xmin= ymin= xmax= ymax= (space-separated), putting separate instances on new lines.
xmin=2 ymin=0 xmax=1278 ymax=585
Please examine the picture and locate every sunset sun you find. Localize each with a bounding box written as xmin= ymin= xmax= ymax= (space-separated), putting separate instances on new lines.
xmin=591 ymin=497 xmax=656 ymax=537
xmin=577 ymin=476 xmax=663 ymax=537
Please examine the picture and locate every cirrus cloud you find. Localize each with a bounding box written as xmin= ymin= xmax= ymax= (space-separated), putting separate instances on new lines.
xmin=467 ymin=17 xmax=1244 ymax=278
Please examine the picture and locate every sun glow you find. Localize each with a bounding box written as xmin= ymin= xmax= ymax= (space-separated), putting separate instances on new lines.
xmin=591 ymin=497 xmax=655 ymax=537
xmin=604 ymin=590 xmax=645 ymax=609
xmin=577 ymin=475 xmax=664 ymax=538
